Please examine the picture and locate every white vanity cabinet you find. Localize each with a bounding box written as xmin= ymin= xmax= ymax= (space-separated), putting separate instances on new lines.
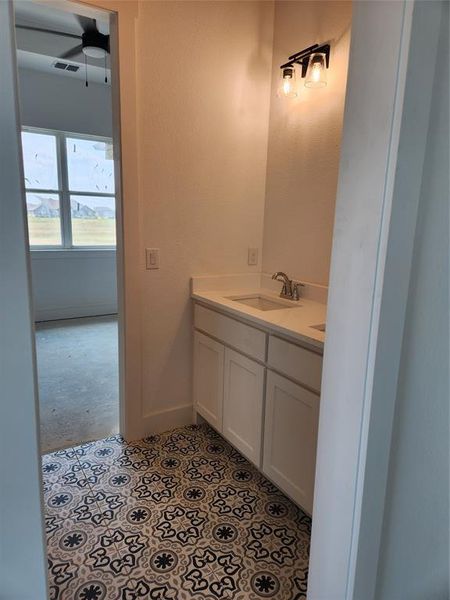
xmin=223 ymin=348 xmax=264 ymax=466
xmin=193 ymin=301 xmax=323 ymax=514
xmin=263 ymin=371 xmax=319 ymax=514
xmin=193 ymin=331 xmax=224 ymax=431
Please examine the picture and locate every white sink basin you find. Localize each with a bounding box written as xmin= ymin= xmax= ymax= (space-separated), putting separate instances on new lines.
xmin=225 ymin=294 xmax=299 ymax=312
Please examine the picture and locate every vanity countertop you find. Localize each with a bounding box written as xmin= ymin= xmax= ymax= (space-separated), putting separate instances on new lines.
xmin=191 ymin=285 xmax=326 ymax=350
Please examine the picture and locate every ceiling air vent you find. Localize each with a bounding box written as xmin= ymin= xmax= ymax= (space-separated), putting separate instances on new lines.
xmin=53 ymin=61 xmax=80 ymax=72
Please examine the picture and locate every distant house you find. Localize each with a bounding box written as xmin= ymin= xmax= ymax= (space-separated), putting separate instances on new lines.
xmin=27 ymin=195 xmax=114 ymax=219
xmin=71 ymin=199 xmax=97 ymax=219
xmin=27 ymin=195 xmax=60 ymax=218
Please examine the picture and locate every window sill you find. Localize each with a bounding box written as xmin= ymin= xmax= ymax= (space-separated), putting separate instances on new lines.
xmin=30 ymin=248 xmax=116 ymax=260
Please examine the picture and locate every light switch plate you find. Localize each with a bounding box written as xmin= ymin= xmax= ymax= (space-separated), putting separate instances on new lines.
xmin=248 ymin=247 xmax=258 ymax=266
xmin=146 ymin=248 xmax=160 ymax=270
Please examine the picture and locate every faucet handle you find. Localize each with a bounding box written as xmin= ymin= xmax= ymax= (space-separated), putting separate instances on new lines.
xmin=272 ymin=271 xmax=290 ymax=282
xmin=292 ymin=282 xmax=304 ymax=301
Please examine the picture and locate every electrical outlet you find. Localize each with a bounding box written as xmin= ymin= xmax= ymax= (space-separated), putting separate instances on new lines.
xmin=248 ymin=247 xmax=258 ymax=266
xmin=146 ymin=248 xmax=160 ymax=270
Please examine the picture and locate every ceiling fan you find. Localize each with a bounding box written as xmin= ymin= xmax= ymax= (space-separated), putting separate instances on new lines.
xmin=16 ymin=15 xmax=110 ymax=85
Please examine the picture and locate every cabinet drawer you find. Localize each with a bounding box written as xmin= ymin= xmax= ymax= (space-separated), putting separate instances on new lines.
xmin=268 ymin=335 xmax=322 ymax=392
xmin=194 ymin=304 xmax=266 ymax=362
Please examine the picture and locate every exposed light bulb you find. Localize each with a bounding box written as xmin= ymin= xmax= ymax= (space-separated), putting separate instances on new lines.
xmin=311 ymin=63 xmax=322 ymax=83
xmin=278 ymin=66 xmax=298 ymax=98
xmin=305 ymin=53 xmax=327 ymax=88
xmin=283 ymin=78 xmax=293 ymax=95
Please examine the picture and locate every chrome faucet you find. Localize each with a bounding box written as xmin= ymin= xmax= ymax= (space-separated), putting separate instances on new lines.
xmin=272 ymin=272 xmax=303 ymax=301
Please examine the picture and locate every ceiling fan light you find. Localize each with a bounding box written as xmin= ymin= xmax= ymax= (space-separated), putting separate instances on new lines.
xmin=81 ymin=29 xmax=109 ymax=59
xmin=82 ymin=45 xmax=106 ymax=59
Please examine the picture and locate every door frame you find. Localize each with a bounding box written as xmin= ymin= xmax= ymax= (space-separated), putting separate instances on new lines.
xmin=23 ymin=0 xmax=143 ymax=441
xmin=307 ymin=1 xmax=442 ymax=598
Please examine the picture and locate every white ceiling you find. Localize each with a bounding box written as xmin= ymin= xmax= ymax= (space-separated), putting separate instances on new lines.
xmin=14 ymin=0 xmax=111 ymax=85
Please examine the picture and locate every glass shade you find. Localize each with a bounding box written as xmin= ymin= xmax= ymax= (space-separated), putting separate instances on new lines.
xmin=278 ymin=65 xmax=298 ymax=98
xmin=305 ymin=53 xmax=327 ymax=88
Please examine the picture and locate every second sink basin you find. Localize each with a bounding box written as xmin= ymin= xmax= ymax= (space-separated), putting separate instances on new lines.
xmin=226 ymin=294 xmax=299 ymax=312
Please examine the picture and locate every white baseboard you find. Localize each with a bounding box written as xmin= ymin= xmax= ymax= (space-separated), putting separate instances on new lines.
xmin=34 ymin=303 xmax=118 ymax=322
xmin=126 ymin=404 xmax=194 ymax=441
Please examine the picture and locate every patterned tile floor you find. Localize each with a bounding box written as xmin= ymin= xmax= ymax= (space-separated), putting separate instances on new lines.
xmin=42 ymin=424 xmax=311 ymax=600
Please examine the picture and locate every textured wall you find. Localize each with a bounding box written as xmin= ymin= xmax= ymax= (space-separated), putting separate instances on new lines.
xmin=136 ymin=1 xmax=274 ymax=421
xmin=262 ymin=1 xmax=352 ymax=285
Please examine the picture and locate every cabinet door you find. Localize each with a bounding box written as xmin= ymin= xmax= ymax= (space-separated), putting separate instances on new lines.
xmin=193 ymin=331 xmax=224 ymax=431
xmin=263 ymin=371 xmax=319 ymax=514
xmin=223 ymin=348 xmax=265 ymax=466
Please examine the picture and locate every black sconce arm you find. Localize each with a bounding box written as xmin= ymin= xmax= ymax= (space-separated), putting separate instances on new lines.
xmin=280 ymin=42 xmax=331 ymax=78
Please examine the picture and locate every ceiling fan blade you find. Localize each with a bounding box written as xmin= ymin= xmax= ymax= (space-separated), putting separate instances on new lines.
xmin=59 ymin=44 xmax=84 ymax=60
xmin=76 ymin=14 xmax=97 ymax=33
xmin=15 ymin=24 xmax=81 ymax=40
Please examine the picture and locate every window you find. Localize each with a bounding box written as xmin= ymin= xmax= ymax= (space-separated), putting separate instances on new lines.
xmin=22 ymin=128 xmax=116 ymax=248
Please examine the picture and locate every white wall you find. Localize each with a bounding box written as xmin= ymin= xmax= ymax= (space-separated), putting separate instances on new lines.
xmin=18 ymin=67 xmax=112 ymax=137
xmin=262 ymin=1 xmax=352 ymax=286
xmin=17 ymin=67 xmax=117 ymax=321
xmin=136 ymin=0 xmax=274 ymax=430
xmin=0 ymin=4 xmax=48 ymax=595
xmin=375 ymin=3 xmax=449 ymax=597
xmin=31 ymin=250 xmax=117 ymax=321
xmin=114 ymin=0 xmax=351 ymax=434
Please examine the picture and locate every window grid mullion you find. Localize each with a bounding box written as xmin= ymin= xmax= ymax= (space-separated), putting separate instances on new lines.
xmin=25 ymin=188 xmax=60 ymax=194
xmin=23 ymin=127 xmax=116 ymax=249
xmin=68 ymin=191 xmax=115 ymax=198
xmin=58 ymin=133 xmax=72 ymax=248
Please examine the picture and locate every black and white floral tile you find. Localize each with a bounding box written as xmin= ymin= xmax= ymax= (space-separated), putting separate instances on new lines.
xmin=42 ymin=424 xmax=311 ymax=600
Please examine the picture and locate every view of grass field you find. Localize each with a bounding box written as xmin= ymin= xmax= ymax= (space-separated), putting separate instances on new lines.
xmin=28 ymin=216 xmax=116 ymax=247
xmin=72 ymin=218 xmax=116 ymax=246
xmin=23 ymin=131 xmax=117 ymax=247
xmin=28 ymin=216 xmax=60 ymax=245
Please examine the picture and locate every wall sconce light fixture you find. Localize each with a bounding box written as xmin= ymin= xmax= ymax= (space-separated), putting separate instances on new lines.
xmin=278 ymin=65 xmax=298 ymax=98
xmin=279 ymin=43 xmax=330 ymax=97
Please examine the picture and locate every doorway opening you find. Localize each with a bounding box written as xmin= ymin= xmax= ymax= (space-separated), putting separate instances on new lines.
xmin=13 ymin=0 xmax=122 ymax=453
